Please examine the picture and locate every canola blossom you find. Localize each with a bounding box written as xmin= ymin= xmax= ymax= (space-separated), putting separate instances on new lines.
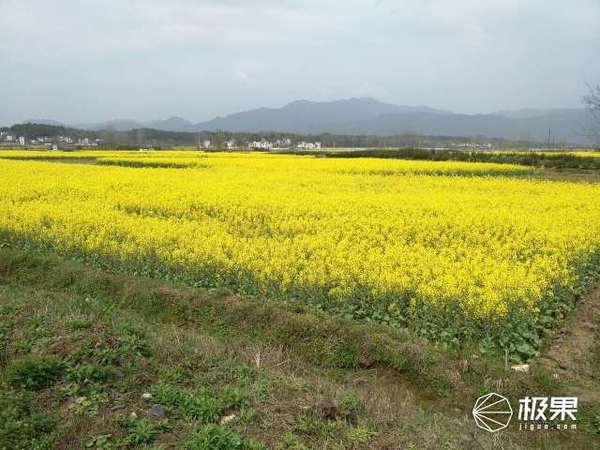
xmin=1 ymin=151 xmax=599 ymax=349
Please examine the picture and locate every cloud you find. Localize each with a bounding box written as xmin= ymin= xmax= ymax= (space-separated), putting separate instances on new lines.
xmin=0 ymin=0 xmax=599 ymax=124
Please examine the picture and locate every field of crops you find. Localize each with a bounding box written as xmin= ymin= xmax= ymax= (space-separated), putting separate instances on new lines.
xmin=2 ymin=150 xmax=600 ymax=358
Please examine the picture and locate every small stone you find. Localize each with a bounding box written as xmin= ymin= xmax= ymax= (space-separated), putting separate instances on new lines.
xmin=130 ymin=411 xmax=138 ymax=419
xmin=150 ymin=404 xmax=165 ymax=418
xmin=511 ymin=364 xmax=530 ymax=373
xmin=142 ymin=393 xmax=153 ymax=401
xmin=220 ymin=414 xmax=236 ymax=425
xmin=315 ymin=400 xmax=339 ymax=420
xmin=111 ymin=368 xmax=125 ymax=379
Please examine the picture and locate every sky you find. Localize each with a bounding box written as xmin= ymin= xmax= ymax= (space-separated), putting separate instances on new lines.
xmin=1 ymin=0 xmax=599 ymax=125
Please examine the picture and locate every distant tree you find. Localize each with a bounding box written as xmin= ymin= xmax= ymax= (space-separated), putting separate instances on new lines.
xmin=584 ymin=84 xmax=600 ymax=143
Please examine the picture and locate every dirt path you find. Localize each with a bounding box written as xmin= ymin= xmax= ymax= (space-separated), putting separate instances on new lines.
xmin=538 ymin=282 xmax=600 ymax=402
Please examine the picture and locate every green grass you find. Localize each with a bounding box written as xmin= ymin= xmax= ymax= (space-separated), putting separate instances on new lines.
xmin=5 ymin=356 xmax=65 ymax=390
xmin=0 ymin=247 xmax=598 ymax=448
xmin=0 ymin=390 xmax=55 ymax=450
xmin=0 ymin=247 xmax=455 ymax=391
xmin=183 ymin=424 xmax=265 ymax=450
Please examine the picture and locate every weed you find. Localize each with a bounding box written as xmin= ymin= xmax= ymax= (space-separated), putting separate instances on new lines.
xmin=117 ymin=330 xmax=152 ymax=358
xmin=0 ymin=390 xmax=55 ymax=450
xmin=67 ymin=363 xmax=113 ymax=385
xmin=339 ymin=393 xmax=362 ymax=415
xmin=338 ymin=393 xmax=362 ymax=423
xmin=13 ymin=337 xmax=33 ymax=354
xmin=158 ymin=365 xmax=190 ymax=384
xmin=345 ymin=425 xmax=377 ymax=445
xmin=85 ymin=434 xmax=116 ymax=449
xmin=68 ymin=318 xmax=92 ymax=330
xmin=253 ymin=380 xmax=271 ymax=402
xmin=330 ymin=345 xmax=359 ymax=369
xmin=281 ymin=433 xmax=310 ymax=450
xmin=589 ymin=414 xmax=600 ymax=435
xmin=220 ymin=385 xmax=250 ymax=409
xmin=183 ymin=424 xmax=265 ymax=450
xmin=5 ymin=355 xmax=64 ymax=390
xmin=151 ymin=384 xmax=221 ymax=422
xmin=238 ymin=407 xmax=257 ymax=423
xmin=26 ymin=315 xmax=53 ymax=339
xmin=125 ymin=418 xmax=159 ymax=447
xmin=234 ymin=364 xmax=257 ymax=383
xmin=294 ymin=414 xmax=322 ymax=435
xmin=69 ymin=392 xmax=109 ymax=417
xmin=72 ymin=339 xmax=117 ymax=364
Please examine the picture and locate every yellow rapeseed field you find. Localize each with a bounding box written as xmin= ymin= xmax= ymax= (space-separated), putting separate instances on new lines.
xmin=1 ymin=150 xmax=599 ymax=352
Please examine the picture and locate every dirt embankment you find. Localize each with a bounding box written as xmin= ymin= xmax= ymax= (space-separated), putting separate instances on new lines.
xmin=539 ymin=283 xmax=600 ymax=402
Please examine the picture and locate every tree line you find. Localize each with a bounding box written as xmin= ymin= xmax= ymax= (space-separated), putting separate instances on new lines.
xmin=2 ymin=123 xmax=540 ymax=149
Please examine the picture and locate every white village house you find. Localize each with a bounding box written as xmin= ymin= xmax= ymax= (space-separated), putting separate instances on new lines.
xmin=249 ymin=140 xmax=273 ymax=150
xmin=296 ymin=141 xmax=322 ymax=151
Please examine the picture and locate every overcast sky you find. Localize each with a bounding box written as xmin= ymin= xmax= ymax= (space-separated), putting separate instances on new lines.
xmin=1 ymin=0 xmax=599 ymax=125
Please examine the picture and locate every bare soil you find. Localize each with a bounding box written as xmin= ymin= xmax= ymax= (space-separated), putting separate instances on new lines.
xmin=539 ymin=282 xmax=600 ymax=402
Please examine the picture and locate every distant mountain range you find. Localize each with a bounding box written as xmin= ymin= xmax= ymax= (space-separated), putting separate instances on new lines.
xmin=28 ymin=98 xmax=596 ymax=144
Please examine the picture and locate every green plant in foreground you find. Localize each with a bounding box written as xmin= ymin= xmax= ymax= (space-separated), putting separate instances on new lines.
xmin=345 ymin=425 xmax=377 ymax=445
xmin=0 ymin=390 xmax=55 ymax=450
xmin=68 ymin=392 xmax=109 ymax=417
xmin=5 ymin=355 xmax=64 ymax=390
xmin=151 ymin=384 xmax=221 ymax=422
xmin=330 ymin=345 xmax=359 ymax=369
xmin=580 ymin=410 xmax=600 ymax=435
xmin=85 ymin=434 xmax=116 ymax=450
xmin=125 ymin=418 xmax=159 ymax=447
xmin=67 ymin=318 xmax=92 ymax=330
xmin=338 ymin=393 xmax=363 ymax=422
xmin=183 ymin=424 xmax=265 ymax=450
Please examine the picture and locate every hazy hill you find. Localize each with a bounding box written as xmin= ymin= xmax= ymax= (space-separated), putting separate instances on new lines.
xmin=33 ymin=98 xmax=595 ymax=144
xmin=193 ymin=98 xmax=451 ymax=133
xmin=311 ymin=109 xmax=592 ymax=144
xmin=147 ymin=116 xmax=195 ymax=132
xmin=191 ymin=98 xmax=592 ymax=144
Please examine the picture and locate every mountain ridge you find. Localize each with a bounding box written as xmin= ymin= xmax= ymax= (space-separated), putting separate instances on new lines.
xmin=23 ymin=98 xmax=594 ymax=144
